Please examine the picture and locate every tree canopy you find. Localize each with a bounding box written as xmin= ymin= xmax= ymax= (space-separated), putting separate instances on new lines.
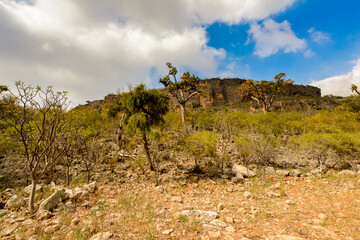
xmin=159 ymin=62 xmax=206 ymax=122
xmin=238 ymin=73 xmax=294 ymax=113
xmin=117 ymin=84 xmax=169 ymax=171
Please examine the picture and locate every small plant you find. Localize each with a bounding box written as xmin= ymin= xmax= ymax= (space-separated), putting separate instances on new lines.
xmin=177 ymin=214 xmax=189 ymax=223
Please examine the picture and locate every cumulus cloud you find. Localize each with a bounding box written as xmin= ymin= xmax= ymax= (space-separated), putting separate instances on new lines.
xmin=248 ymin=19 xmax=307 ymax=58
xmin=310 ymin=59 xmax=360 ymax=96
xmin=0 ymin=0 xmax=297 ymax=105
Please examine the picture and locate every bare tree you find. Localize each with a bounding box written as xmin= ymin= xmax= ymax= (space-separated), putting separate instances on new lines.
xmin=4 ymin=82 xmax=70 ymax=213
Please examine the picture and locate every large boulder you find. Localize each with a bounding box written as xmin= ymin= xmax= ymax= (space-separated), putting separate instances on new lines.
xmin=5 ymin=195 xmax=26 ymax=211
xmin=232 ymin=164 xmax=256 ymax=178
xmin=39 ymin=189 xmax=66 ymax=211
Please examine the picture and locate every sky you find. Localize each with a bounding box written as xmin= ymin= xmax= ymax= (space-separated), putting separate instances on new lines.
xmin=1 ymin=0 xmax=360 ymax=106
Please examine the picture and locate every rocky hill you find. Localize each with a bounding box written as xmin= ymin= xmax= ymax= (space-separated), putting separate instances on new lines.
xmin=79 ymin=78 xmax=321 ymax=111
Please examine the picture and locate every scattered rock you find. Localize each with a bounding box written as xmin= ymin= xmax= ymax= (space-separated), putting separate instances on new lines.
xmin=291 ymin=169 xmax=302 ymax=177
xmin=232 ymin=164 xmax=256 ymax=178
xmin=264 ymin=166 xmax=276 ymax=176
xmin=266 ymin=191 xmax=281 ymax=198
xmin=65 ymin=201 xmax=76 ymax=213
xmin=318 ymin=213 xmax=327 ymax=220
xmin=155 ymin=186 xmax=166 ymax=194
xmin=225 ymin=216 xmax=234 ymax=223
xmin=36 ymin=209 xmax=53 ymax=220
xmin=267 ymin=235 xmax=305 ymax=240
xmin=1 ymin=226 xmax=16 ymax=237
xmin=244 ymin=191 xmax=252 ymax=199
xmin=85 ymin=182 xmax=98 ymax=193
xmin=162 ymin=229 xmax=173 ymax=235
xmin=208 ymin=230 xmax=221 ymax=239
xmin=176 ymin=210 xmax=218 ymax=220
xmin=39 ymin=189 xmax=66 ymax=211
xmin=311 ymin=166 xmax=327 ymax=174
xmin=0 ymin=209 xmax=10 ymax=217
xmin=171 ymin=196 xmax=183 ymax=203
xmin=44 ymin=225 xmax=60 ymax=234
xmin=338 ymin=170 xmax=357 ymax=176
xmin=217 ymin=203 xmax=225 ymax=211
xmin=209 ymin=219 xmax=227 ymax=228
xmin=71 ymin=215 xmax=80 ymax=225
xmin=24 ymin=184 xmax=44 ymax=196
xmin=89 ymin=231 xmax=113 ymax=240
xmin=231 ymin=176 xmax=244 ymax=184
xmin=285 ymin=199 xmax=295 ymax=205
xmin=225 ymin=225 xmax=235 ymax=232
xmin=80 ymin=191 xmax=91 ymax=201
xmin=5 ymin=194 xmax=26 ymax=211
xmin=276 ymin=170 xmax=290 ymax=177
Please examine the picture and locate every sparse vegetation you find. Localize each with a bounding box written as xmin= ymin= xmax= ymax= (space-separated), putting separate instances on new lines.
xmin=1 ymin=80 xmax=360 ymax=240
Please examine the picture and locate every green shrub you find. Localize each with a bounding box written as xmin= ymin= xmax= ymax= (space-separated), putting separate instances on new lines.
xmin=183 ymin=130 xmax=220 ymax=166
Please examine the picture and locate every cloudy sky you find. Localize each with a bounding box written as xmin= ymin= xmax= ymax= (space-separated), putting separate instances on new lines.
xmin=1 ymin=0 xmax=360 ymax=106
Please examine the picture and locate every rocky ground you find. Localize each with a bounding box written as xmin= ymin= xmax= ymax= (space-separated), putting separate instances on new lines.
xmin=1 ymin=162 xmax=360 ymax=240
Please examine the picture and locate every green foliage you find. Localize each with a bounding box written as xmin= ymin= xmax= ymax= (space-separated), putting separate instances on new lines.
xmin=351 ymin=84 xmax=359 ymax=95
xmin=0 ymin=85 xmax=8 ymax=93
xmin=234 ymin=134 xmax=276 ymax=166
xmin=192 ymin=110 xmax=217 ymax=130
xmin=120 ymin=84 xmax=169 ymax=133
xmin=162 ymin=111 xmax=183 ymax=131
xmin=183 ymin=131 xmax=219 ymax=159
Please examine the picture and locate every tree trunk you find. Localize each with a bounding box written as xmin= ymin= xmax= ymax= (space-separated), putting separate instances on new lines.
xmin=142 ymin=132 xmax=154 ymax=171
xmin=29 ymin=177 xmax=37 ymax=214
xmin=66 ymin=164 xmax=70 ymax=186
xmin=180 ymin=103 xmax=186 ymax=123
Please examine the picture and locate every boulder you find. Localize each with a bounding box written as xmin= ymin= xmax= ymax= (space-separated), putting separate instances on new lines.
xmin=276 ymin=169 xmax=290 ymax=177
xmin=39 ymin=189 xmax=66 ymax=211
xmin=85 ymin=182 xmax=98 ymax=193
xmin=311 ymin=166 xmax=327 ymax=174
xmin=264 ymin=166 xmax=276 ymax=176
xmin=338 ymin=170 xmax=357 ymax=176
xmin=232 ymin=164 xmax=256 ymax=178
xmin=5 ymin=194 xmax=26 ymax=211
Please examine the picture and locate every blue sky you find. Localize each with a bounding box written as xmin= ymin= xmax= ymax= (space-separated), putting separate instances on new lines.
xmin=205 ymin=0 xmax=360 ymax=87
xmin=1 ymin=0 xmax=360 ymax=105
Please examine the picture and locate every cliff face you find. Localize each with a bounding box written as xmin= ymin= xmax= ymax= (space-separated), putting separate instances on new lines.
xmin=169 ymin=78 xmax=321 ymax=109
xmin=78 ymin=78 xmax=321 ymax=111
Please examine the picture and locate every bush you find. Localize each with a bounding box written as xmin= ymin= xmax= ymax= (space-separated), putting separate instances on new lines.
xmin=183 ymin=130 xmax=220 ymax=166
xmin=234 ymin=134 xmax=276 ymax=167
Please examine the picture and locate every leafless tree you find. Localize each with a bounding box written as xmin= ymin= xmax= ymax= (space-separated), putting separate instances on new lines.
xmin=4 ymin=82 xmax=70 ymax=213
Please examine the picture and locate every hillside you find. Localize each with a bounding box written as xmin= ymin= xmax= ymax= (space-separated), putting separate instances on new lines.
xmin=1 ymin=83 xmax=360 ymax=240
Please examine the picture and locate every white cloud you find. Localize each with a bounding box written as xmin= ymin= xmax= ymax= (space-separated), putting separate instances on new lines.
xmin=310 ymin=59 xmax=360 ymax=96
xmin=0 ymin=0 xmax=298 ymax=106
xmin=248 ymin=19 xmax=307 ymax=57
xmin=308 ymin=27 xmax=330 ymax=44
